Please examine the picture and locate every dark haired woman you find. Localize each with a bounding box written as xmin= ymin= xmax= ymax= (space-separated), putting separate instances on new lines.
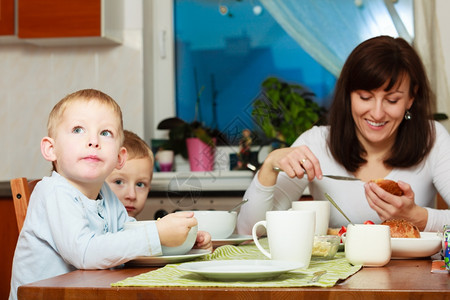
xmin=237 ymin=35 xmax=450 ymax=234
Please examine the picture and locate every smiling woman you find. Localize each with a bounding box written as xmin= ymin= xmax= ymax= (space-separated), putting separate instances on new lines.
xmin=237 ymin=35 xmax=450 ymax=238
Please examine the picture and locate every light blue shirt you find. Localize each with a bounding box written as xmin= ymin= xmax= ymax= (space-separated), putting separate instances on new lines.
xmin=9 ymin=171 xmax=161 ymax=300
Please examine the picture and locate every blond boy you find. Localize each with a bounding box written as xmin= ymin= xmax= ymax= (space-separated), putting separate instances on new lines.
xmin=107 ymin=130 xmax=155 ymax=217
xmin=9 ymin=89 xmax=198 ymax=300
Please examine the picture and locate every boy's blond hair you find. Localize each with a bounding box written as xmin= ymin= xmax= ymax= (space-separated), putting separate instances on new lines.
xmin=123 ymin=130 xmax=154 ymax=165
xmin=47 ymin=89 xmax=124 ymax=145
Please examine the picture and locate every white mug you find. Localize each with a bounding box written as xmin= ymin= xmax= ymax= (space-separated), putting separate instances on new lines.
xmin=290 ymin=200 xmax=330 ymax=235
xmin=156 ymin=150 xmax=174 ymax=172
xmin=344 ymin=224 xmax=391 ymax=267
xmin=252 ymin=210 xmax=315 ymax=266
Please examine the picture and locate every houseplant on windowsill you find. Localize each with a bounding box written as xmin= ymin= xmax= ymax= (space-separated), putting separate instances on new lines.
xmin=252 ymin=77 xmax=327 ymax=147
xmin=157 ymin=117 xmax=221 ymax=171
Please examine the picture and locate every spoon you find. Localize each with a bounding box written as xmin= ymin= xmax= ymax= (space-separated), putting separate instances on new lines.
xmin=272 ymin=167 xmax=360 ymax=181
xmin=324 ymin=193 xmax=354 ymax=226
xmin=308 ymin=270 xmax=327 ymax=283
xmin=228 ymin=198 xmax=248 ymax=213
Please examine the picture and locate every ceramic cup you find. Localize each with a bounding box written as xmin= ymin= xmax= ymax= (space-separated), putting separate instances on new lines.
xmin=156 ymin=150 xmax=174 ymax=172
xmin=252 ymin=210 xmax=315 ymax=266
xmin=343 ymin=224 xmax=391 ymax=267
xmin=290 ymin=200 xmax=330 ymax=236
xmin=124 ymin=220 xmax=198 ymax=256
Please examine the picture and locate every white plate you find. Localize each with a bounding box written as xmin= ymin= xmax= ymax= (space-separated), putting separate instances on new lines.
xmin=391 ymin=232 xmax=442 ymax=258
xmin=126 ymin=249 xmax=211 ymax=267
xmin=178 ymin=260 xmax=305 ymax=281
xmin=212 ymin=234 xmax=253 ymax=247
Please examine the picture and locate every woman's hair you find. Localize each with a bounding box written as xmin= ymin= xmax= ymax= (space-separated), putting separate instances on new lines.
xmin=123 ymin=130 xmax=154 ymax=166
xmin=328 ymin=35 xmax=435 ymax=172
xmin=47 ymin=89 xmax=124 ymax=145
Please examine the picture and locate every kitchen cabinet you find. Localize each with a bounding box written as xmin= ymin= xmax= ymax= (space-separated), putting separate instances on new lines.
xmin=0 ymin=0 xmax=14 ymax=35
xmin=18 ymin=0 xmax=123 ymax=46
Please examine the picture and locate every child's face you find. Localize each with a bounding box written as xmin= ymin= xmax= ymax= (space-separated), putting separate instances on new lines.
xmin=107 ymin=157 xmax=153 ymax=218
xmin=44 ymin=100 xmax=126 ymax=191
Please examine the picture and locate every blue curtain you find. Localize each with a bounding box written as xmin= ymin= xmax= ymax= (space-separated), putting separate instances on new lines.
xmin=260 ymin=0 xmax=413 ymax=77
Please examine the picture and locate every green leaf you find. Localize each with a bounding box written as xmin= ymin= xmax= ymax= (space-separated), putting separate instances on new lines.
xmin=252 ymin=77 xmax=327 ymax=147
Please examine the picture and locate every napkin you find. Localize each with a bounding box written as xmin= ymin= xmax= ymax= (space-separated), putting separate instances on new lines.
xmin=112 ymin=239 xmax=362 ymax=288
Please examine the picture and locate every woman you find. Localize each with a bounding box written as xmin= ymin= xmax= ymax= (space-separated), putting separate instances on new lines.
xmin=237 ymin=36 xmax=450 ymax=234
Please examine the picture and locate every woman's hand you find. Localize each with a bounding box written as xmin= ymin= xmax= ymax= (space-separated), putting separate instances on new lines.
xmin=364 ymin=181 xmax=428 ymax=230
xmin=258 ymin=145 xmax=323 ymax=186
xmin=194 ymin=230 xmax=213 ymax=252
xmin=156 ymin=211 xmax=198 ymax=247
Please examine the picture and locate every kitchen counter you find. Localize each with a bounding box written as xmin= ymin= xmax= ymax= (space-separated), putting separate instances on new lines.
xmin=3 ymin=172 xmax=312 ymax=221
xmin=141 ymin=170 xmax=311 ymax=220
xmin=151 ymin=170 xmax=255 ymax=192
xmin=140 ymin=171 xmax=254 ymax=219
xmin=0 ymin=171 xmax=255 ymax=197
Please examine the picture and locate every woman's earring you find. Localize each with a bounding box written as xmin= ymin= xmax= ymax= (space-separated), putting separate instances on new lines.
xmin=404 ymin=110 xmax=412 ymax=120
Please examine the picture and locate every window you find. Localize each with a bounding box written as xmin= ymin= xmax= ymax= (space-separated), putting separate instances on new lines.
xmin=174 ymin=0 xmax=336 ymax=142
xmin=147 ymin=0 xmax=414 ymax=143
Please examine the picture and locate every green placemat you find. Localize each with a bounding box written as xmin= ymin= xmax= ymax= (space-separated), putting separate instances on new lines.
xmin=112 ymin=239 xmax=361 ymax=288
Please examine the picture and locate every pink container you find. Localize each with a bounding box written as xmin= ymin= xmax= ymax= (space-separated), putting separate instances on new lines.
xmin=186 ymin=137 xmax=215 ymax=171
xmin=159 ymin=163 xmax=172 ymax=172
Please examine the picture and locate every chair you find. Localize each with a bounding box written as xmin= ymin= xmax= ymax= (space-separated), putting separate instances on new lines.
xmin=10 ymin=178 xmax=39 ymax=232
xmin=437 ymin=193 xmax=448 ymax=209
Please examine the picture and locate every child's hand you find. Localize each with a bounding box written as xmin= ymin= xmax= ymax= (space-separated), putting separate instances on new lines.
xmin=156 ymin=211 xmax=197 ymax=247
xmin=194 ymin=231 xmax=213 ymax=252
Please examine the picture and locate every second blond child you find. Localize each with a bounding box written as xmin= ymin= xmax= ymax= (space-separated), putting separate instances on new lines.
xmin=106 ymin=130 xmax=212 ymax=251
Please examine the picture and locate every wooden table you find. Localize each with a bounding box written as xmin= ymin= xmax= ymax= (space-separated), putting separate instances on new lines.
xmin=18 ymin=258 xmax=449 ymax=300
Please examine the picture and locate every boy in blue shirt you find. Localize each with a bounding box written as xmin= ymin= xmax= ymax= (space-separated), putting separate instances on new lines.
xmin=9 ymin=89 xmax=204 ymax=300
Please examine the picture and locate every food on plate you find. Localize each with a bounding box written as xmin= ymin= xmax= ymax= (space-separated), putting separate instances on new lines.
xmin=328 ymin=220 xmax=374 ymax=237
xmin=371 ymin=178 xmax=404 ymax=196
xmin=327 ymin=226 xmax=346 ymax=236
xmin=327 ymin=228 xmax=340 ymax=236
xmin=381 ymin=219 xmax=420 ymax=238
xmin=326 ymin=226 xmax=347 ymax=243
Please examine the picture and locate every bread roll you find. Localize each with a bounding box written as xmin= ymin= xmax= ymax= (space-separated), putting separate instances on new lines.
xmin=372 ymin=178 xmax=403 ymax=196
xmin=381 ymin=219 xmax=420 ymax=238
xmin=327 ymin=228 xmax=341 ymax=235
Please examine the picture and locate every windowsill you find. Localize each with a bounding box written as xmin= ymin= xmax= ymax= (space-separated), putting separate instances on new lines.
xmin=151 ymin=170 xmax=254 ymax=192
xmin=151 ymin=170 xmax=311 ymax=196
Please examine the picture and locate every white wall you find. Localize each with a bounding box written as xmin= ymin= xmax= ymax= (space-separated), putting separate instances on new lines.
xmin=143 ymin=0 xmax=176 ymax=141
xmin=435 ymin=0 xmax=450 ymax=130
xmin=0 ymin=0 xmax=145 ymax=181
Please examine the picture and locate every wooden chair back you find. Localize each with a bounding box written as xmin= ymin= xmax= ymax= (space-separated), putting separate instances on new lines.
xmin=10 ymin=178 xmax=39 ymax=232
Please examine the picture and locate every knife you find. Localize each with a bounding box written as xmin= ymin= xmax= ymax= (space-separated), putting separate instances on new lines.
xmin=272 ymin=167 xmax=361 ymax=181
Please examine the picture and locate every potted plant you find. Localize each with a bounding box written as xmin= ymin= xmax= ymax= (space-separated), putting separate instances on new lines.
xmin=157 ymin=117 xmax=221 ymax=171
xmin=252 ymin=77 xmax=327 ymax=147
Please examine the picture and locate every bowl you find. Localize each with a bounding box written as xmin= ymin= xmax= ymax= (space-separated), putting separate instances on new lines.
xmin=124 ymin=220 xmax=198 ymax=256
xmin=192 ymin=210 xmax=237 ymax=239
xmin=312 ymin=235 xmax=340 ymax=259
xmin=391 ymin=232 xmax=442 ymax=258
